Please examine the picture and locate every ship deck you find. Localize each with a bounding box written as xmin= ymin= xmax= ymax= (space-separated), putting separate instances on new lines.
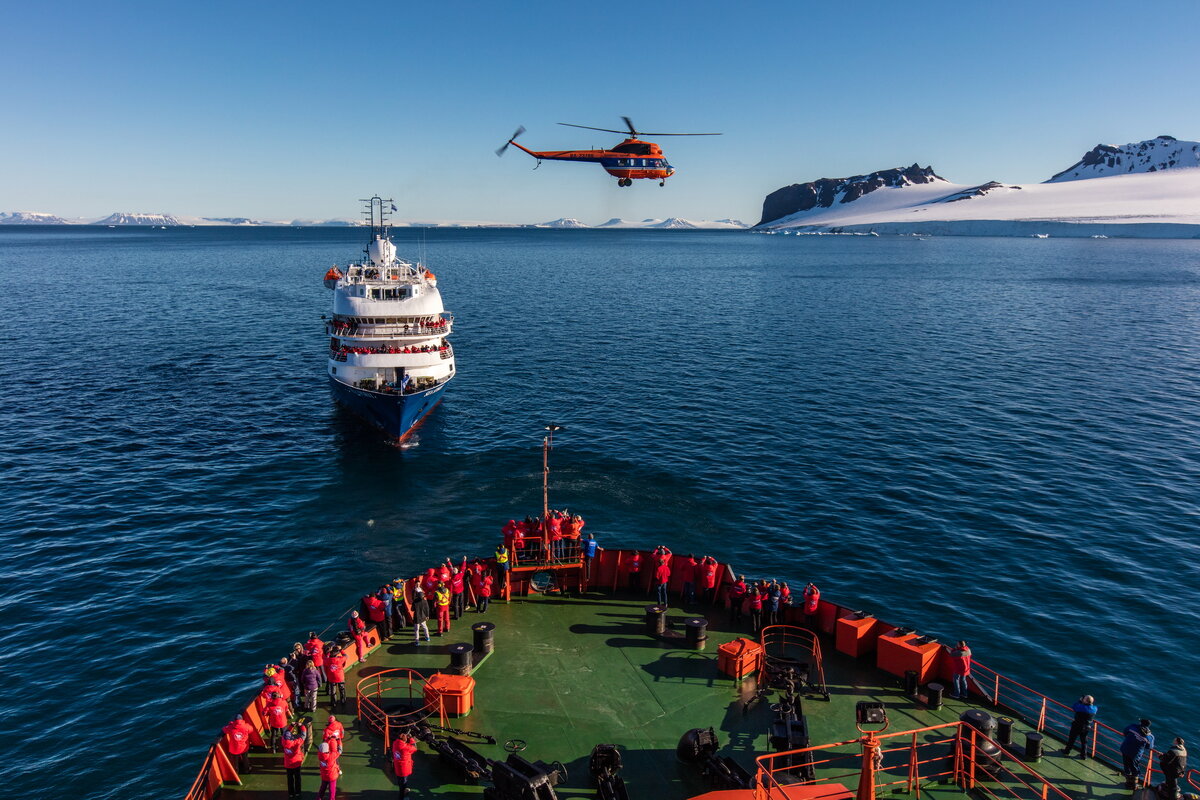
xmin=223 ymin=590 xmax=1131 ymax=800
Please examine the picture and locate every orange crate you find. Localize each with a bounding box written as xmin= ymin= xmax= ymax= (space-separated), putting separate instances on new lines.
xmin=717 ymin=637 xmax=763 ymax=678
xmin=836 ymin=615 xmax=882 ymax=658
xmin=423 ymin=673 xmax=476 ymax=716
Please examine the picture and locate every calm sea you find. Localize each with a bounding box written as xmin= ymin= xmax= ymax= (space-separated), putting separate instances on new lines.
xmin=2 ymin=226 xmax=1199 ymax=798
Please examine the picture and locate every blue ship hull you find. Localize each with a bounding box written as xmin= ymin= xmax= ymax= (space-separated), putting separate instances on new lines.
xmin=329 ymin=378 xmax=448 ymax=441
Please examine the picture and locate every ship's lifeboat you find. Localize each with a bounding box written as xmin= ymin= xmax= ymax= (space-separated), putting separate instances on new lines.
xmin=424 ymin=269 xmax=437 ymax=287
xmin=323 ymin=266 xmax=343 ymax=290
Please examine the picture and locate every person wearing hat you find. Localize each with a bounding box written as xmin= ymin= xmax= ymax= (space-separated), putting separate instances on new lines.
xmin=411 ymin=588 xmax=431 ymax=644
xmin=264 ymin=691 xmax=291 ymax=753
xmin=316 ymin=740 xmax=341 ymax=800
xmin=1161 ymin=738 xmax=1188 ymax=799
xmin=222 ymin=714 xmax=253 ymax=774
xmin=348 ymin=614 xmax=364 ymax=662
xmin=1120 ymin=718 xmax=1155 ymax=789
xmin=434 ymin=581 xmax=452 ymax=635
xmin=281 ymin=720 xmax=308 ymax=799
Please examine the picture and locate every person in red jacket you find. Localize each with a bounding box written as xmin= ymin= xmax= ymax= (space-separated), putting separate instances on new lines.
xmin=223 ymin=714 xmax=253 ymax=774
xmin=391 ymin=730 xmax=419 ymax=799
xmin=654 ymin=560 xmax=671 ymax=607
xmin=447 ymin=558 xmax=467 ymax=618
xmin=420 ymin=567 xmax=438 ymax=596
xmin=305 ymin=633 xmax=326 ymax=685
xmin=700 ymin=556 xmax=719 ymax=605
xmin=748 ymin=586 xmax=764 ymax=633
xmin=317 ymin=741 xmax=340 ymax=800
xmin=728 ymin=575 xmax=747 ymax=624
xmin=681 ymin=555 xmax=699 ymax=605
xmin=366 ymin=592 xmax=390 ymax=639
xmin=281 ymin=721 xmax=307 ymax=799
xmin=548 ymin=513 xmax=564 ymax=559
xmin=803 ymin=582 xmax=820 ymax=630
xmin=324 ymin=715 xmax=345 ymax=754
xmin=348 ymin=612 xmax=367 ymax=662
xmin=627 ymin=551 xmax=642 ymax=593
xmin=478 ymin=573 xmax=493 ymax=613
xmin=264 ymin=691 xmax=291 ymax=753
xmin=325 ymin=648 xmax=347 ymax=707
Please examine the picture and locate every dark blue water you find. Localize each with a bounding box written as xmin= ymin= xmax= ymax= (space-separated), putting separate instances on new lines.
xmin=3 ymin=227 xmax=1199 ymax=798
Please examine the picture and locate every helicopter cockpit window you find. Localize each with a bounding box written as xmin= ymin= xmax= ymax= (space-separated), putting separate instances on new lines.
xmin=612 ymin=142 xmax=653 ymax=155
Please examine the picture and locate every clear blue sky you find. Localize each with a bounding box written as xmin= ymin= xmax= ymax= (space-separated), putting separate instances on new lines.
xmin=2 ymin=0 xmax=1197 ymax=224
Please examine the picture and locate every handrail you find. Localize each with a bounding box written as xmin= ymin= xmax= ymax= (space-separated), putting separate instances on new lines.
xmin=328 ymin=323 xmax=453 ymax=338
xmin=355 ymin=667 xmax=438 ymax=746
xmin=758 ymin=624 xmax=828 ymax=699
xmin=182 ymin=744 xmax=219 ymax=800
xmin=755 ymin=721 xmax=1075 ymax=800
xmin=970 ymin=660 xmax=1162 ymax=783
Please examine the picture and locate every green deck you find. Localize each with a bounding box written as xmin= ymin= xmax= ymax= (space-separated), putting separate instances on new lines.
xmin=224 ymin=591 xmax=1131 ymax=800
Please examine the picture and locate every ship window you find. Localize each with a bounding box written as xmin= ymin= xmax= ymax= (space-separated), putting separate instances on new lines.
xmin=331 ymin=367 xmax=337 ymax=374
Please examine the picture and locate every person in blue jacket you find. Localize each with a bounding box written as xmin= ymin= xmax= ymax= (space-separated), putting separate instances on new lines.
xmin=1062 ymin=695 xmax=1098 ymax=757
xmin=1120 ymin=718 xmax=1155 ymax=789
xmin=582 ymin=533 xmax=599 ymax=582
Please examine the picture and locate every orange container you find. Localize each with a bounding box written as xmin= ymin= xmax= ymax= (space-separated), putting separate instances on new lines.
xmin=717 ymin=637 xmax=764 ymax=678
xmin=876 ymin=629 xmax=941 ymax=683
xmin=423 ymin=673 xmax=476 ymax=716
xmin=836 ymin=614 xmax=882 ymax=658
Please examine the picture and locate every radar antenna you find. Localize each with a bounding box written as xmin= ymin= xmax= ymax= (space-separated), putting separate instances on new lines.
xmin=359 ymin=196 xmax=395 ymax=244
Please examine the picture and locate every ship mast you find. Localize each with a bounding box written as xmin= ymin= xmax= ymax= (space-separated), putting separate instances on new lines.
xmin=359 ymin=195 xmax=395 ymax=252
xmin=542 ymin=424 xmax=563 ymax=556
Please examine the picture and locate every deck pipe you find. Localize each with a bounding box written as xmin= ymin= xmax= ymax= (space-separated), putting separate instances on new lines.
xmin=926 ymin=682 xmax=945 ymax=709
xmin=904 ymin=669 xmax=919 ymax=697
xmin=684 ymin=617 xmax=708 ymax=649
xmin=645 ymin=605 xmax=667 ymax=636
xmin=471 ymin=621 xmax=495 ymax=660
xmin=448 ymin=642 xmax=474 ymax=676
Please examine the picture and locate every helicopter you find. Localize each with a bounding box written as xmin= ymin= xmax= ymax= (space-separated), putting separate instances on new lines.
xmin=496 ymin=117 xmax=720 ymax=187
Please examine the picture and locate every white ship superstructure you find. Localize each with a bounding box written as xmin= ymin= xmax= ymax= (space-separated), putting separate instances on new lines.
xmin=324 ymin=197 xmax=454 ymax=439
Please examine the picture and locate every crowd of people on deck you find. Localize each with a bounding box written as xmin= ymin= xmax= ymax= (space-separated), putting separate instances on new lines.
xmin=221 ymin=536 xmax=1187 ymax=800
xmin=328 ymin=317 xmax=449 ymax=334
xmin=332 ymin=341 xmax=450 ymax=357
xmin=501 ymin=510 xmax=588 ymax=562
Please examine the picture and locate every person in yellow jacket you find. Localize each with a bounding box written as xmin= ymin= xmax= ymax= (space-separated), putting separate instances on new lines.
xmin=435 ymin=583 xmax=452 ymax=635
xmin=494 ymin=544 xmax=511 ymax=602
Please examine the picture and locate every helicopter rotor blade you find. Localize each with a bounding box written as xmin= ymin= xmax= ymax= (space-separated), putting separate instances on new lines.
xmin=495 ymin=125 xmax=526 ymax=157
xmin=634 ymin=131 xmax=723 ymax=136
xmin=622 ymin=116 xmax=637 ymax=137
xmin=557 ymin=122 xmax=628 ymax=135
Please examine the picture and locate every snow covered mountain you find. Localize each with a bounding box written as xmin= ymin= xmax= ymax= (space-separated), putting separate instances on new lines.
xmin=0 ymin=211 xmax=69 ymax=224
xmin=595 ymin=217 xmax=747 ymax=229
xmin=1048 ymin=136 xmax=1200 ymax=182
xmin=758 ymin=136 xmax=1200 ymax=237
xmin=533 ymin=218 xmax=590 ymax=228
xmin=94 ymin=212 xmax=185 ymax=226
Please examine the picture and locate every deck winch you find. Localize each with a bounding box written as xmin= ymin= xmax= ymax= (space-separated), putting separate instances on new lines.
xmin=675 ymin=727 xmax=752 ymax=790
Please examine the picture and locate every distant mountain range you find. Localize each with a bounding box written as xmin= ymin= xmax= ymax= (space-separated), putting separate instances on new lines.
xmin=757 ymin=136 xmax=1200 ymax=237
xmin=0 ymin=211 xmax=747 ymax=230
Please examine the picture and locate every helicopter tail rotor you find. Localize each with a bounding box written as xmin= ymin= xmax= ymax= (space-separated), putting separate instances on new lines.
xmin=496 ymin=126 xmax=526 ymax=157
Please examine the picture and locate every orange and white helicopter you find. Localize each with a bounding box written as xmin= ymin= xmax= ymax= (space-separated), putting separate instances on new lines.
xmin=496 ymin=117 xmax=720 ymax=187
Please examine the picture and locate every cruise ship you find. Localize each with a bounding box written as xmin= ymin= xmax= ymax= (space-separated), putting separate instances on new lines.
xmin=324 ymin=197 xmax=454 ymax=440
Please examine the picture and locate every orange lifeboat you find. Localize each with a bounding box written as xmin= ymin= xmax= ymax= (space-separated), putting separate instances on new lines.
xmin=323 ymin=266 xmax=343 ymax=290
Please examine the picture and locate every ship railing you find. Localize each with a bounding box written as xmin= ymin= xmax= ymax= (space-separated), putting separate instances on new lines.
xmin=356 ymin=667 xmax=440 ymax=747
xmin=970 ymin=661 xmax=1161 ymax=785
xmin=327 ymin=323 xmax=452 ymax=338
xmin=182 ymin=743 xmax=221 ymax=800
xmin=757 ymin=625 xmax=829 ymax=700
xmin=754 ymin=721 xmax=1074 ymax=800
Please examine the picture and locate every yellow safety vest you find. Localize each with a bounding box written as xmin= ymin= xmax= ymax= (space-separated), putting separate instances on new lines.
xmin=495 ymin=547 xmax=509 ymax=564
xmin=435 ymin=588 xmax=450 ymax=607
